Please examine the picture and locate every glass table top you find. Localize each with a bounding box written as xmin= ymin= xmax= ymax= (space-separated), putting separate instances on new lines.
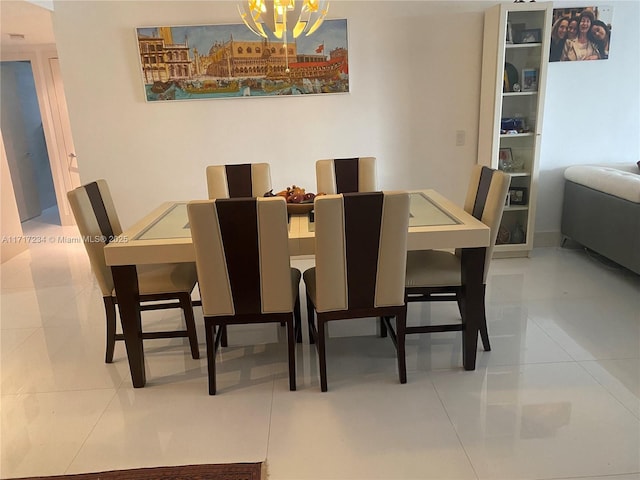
xmin=136 ymin=203 xmax=190 ymax=240
xmin=133 ymin=192 xmax=460 ymax=241
xmin=305 ymin=192 xmax=459 ymax=232
xmin=408 ymin=192 xmax=459 ymax=227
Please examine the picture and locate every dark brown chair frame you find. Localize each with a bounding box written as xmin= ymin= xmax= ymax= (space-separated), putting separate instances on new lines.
xmin=104 ymin=293 xmax=200 ymax=363
xmin=204 ymin=301 xmax=301 ymax=395
xmin=307 ymin=303 xmax=407 ymax=392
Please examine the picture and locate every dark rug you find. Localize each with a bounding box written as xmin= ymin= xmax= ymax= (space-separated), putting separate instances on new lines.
xmin=10 ymin=462 xmax=262 ymax=480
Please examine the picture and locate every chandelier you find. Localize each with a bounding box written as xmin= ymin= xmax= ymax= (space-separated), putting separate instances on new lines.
xmin=238 ymin=0 xmax=330 ymax=40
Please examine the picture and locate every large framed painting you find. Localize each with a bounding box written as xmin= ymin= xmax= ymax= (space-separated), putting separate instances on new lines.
xmin=136 ymin=19 xmax=349 ymax=101
xmin=549 ymin=6 xmax=613 ymax=62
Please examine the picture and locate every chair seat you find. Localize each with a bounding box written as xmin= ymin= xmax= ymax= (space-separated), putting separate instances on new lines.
xmin=405 ymin=250 xmax=462 ymax=288
xmin=111 ymin=262 xmax=198 ymax=297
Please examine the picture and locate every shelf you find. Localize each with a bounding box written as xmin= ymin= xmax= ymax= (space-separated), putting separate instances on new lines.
xmin=503 ymin=91 xmax=537 ymax=97
xmin=504 ymin=205 xmax=529 ymax=212
xmin=502 ymin=171 xmax=531 ymax=177
xmin=506 ymin=42 xmax=542 ymax=49
xmin=500 ymin=132 xmax=535 ymax=138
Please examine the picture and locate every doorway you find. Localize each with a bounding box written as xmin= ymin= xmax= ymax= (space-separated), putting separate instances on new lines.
xmin=1 ymin=60 xmax=59 ymax=225
xmin=0 ymin=49 xmax=80 ymax=227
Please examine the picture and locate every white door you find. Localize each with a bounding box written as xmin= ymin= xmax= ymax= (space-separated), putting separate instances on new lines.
xmin=45 ymin=54 xmax=81 ymax=225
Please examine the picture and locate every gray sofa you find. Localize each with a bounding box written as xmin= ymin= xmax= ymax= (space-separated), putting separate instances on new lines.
xmin=562 ymin=164 xmax=640 ymax=275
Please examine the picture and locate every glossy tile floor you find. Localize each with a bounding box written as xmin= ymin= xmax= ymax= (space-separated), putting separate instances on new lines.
xmin=1 ymin=208 xmax=639 ymax=480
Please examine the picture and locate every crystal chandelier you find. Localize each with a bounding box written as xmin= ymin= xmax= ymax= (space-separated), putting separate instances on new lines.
xmin=238 ymin=0 xmax=330 ymax=39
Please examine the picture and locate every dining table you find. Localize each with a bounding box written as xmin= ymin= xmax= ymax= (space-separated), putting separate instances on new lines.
xmin=104 ymin=190 xmax=490 ymax=387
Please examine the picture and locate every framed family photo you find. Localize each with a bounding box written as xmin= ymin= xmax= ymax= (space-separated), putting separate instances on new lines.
xmin=549 ymin=6 xmax=613 ymax=62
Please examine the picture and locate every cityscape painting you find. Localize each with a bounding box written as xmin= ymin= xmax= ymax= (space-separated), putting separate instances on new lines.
xmin=135 ymin=19 xmax=349 ymax=101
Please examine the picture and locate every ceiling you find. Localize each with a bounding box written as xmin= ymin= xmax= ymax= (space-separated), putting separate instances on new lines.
xmin=1 ymin=0 xmax=56 ymax=47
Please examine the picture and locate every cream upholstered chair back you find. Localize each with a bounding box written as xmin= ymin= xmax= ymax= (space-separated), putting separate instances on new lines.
xmin=459 ymin=165 xmax=510 ymax=282
xmin=312 ymin=191 xmax=409 ymax=313
xmin=206 ymin=163 xmax=272 ymax=199
xmin=479 ymin=168 xmax=510 ymax=273
xmin=67 ymin=180 xmax=123 ymax=296
xmin=315 ymin=157 xmax=377 ymax=194
xmin=188 ymin=196 xmax=294 ymax=317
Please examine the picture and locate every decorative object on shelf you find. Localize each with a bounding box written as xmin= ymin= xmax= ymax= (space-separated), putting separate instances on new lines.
xmin=503 ymin=62 xmax=519 ymax=92
xmin=499 ymin=147 xmax=514 ymax=172
xmin=506 ymin=22 xmax=514 ymax=43
xmin=512 ymin=82 xmax=521 ymax=92
xmin=508 ymin=187 xmax=528 ymax=205
xmin=522 ymin=68 xmax=538 ymax=91
xmin=501 ymin=117 xmax=526 ymax=133
xmin=135 ymin=20 xmax=349 ymax=102
xmin=510 ymin=22 xmax=526 ymax=43
xmin=497 ymin=225 xmax=511 ymax=244
xmin=514 ymin=113 xmax=526 ymax=130
xmin=238 ymin=0 xmax=330 ymax=40
xmin=511 ymin=222 xmax=526 ymax=243
xmin=511 ymin=153 xmax=525 ymax=172
xmin=520 ymin=28 xmax=542 ymax=43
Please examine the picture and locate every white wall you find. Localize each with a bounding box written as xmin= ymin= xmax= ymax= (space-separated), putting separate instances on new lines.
xmin=52 ymin=0 xmax=639 ymax=236
xmin=537 ymin=0 xmax=640 ymax=238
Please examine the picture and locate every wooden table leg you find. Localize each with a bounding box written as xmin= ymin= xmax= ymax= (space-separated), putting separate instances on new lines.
xmin=460 ymin=247 xmax=486 ymax=371
xmin=112 ymin=265 xmax=146 ymax=387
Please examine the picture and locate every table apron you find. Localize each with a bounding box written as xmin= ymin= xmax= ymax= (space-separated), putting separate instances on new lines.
xmin=406 ymin=229 xmax=489 ymax=251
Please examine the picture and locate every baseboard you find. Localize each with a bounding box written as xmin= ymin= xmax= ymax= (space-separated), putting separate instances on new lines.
xmin=533 ymin=231 xmax=562 ymax=248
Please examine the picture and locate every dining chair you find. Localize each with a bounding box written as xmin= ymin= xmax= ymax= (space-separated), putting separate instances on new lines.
xmin=187 ymin=196 xmax=301 ymax=395
xmin=67 ymin=180 xmax=200 ymax=363
xmin=206 ymin=163 xmax=272 ymax=199
xmin=402 ymin=165 xmax=510 ymax=352
xmin=303 ymin=191 xmax=410 ymax=392
xmin=315 ymin=157 xmax=377 ymax=194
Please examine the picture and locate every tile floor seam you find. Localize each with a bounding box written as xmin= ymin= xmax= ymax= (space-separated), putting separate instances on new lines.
xmin=0 ymin=326 xmax=41 ymax=357
xmin=264 ymin=375 xmax=276 ymax=467
xmin=575 ymin=360 xmax=640 ymax=421
xmin=525 ymin=314 xmax=585 ymax=363
xmin=526 ymin=312 xmax=640 ymax=364
xmin=62 ymin=387 xmax=120 ymax=475
xmin=429 ymin=375 xmax=480 ymax=480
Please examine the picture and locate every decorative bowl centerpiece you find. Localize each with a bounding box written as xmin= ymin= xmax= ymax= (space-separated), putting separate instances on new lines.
xmin=264 ymin=185 xmax=321 ymax=214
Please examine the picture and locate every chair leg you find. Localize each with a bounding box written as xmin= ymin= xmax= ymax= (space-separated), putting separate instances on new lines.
xmin=221 ymin=325 xmax=228 ymax=347
xmin=378 ymin=316 xmax=388 ymax=337
xmin=317 ymin=318 xmax=328 ymax=392
xmin=205 ymin=318 xmax=217 ymax=395
xmin=178 ymin=293 xmax=200 ymax=359
xmin=479 ymin=286 xmax=491 ymax=351
xmin=396 ymin=309 xmax=407 ymax=384
xmin=104 ymin=297 xmax=117 ymax=363
xmin=286 ymin=316 xmax=297 ymax=391
xmin=294 ymin=294 xmax=302 ymax=344
xmin=306 ymin=293 xmax=316 ymax=344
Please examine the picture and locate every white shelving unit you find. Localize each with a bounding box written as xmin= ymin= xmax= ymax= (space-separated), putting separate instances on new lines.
xmin=478 ymin=2 xmax=552 ymax=257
